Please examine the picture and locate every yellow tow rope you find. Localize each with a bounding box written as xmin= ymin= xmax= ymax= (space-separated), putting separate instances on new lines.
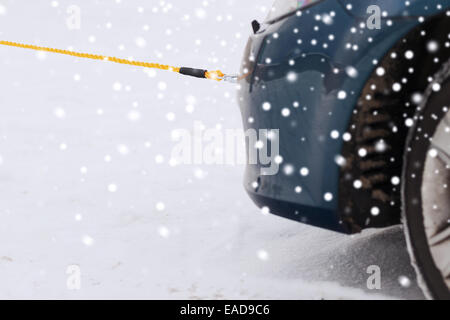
xmin=0 ymin=40 xmax=231 ymax=82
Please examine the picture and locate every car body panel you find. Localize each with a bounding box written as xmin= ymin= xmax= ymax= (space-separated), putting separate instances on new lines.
xmin=238 ymin=0 xmax=450 ymax=233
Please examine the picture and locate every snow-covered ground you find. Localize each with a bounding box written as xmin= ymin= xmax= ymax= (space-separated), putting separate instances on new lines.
xmin=0 ymin=0 xmax=424 ymax=299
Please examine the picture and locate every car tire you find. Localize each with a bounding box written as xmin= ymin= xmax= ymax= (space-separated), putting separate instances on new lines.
xmin=402 ymin=58 xmax=450 ymax=300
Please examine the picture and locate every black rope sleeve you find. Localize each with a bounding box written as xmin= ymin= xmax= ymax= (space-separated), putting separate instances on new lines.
xmin=179 ymin=67 xmax=207 ymax=79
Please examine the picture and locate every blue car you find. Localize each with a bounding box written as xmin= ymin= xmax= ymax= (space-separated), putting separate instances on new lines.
xmin=238 ymin=0 xmax=450 ymax=299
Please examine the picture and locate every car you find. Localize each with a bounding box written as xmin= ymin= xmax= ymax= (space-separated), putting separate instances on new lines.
xmin=238 ymin=0 xmax=450 ymax=299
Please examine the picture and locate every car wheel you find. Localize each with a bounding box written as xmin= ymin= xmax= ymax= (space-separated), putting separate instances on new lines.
xmin=402 ymin=59 xmax=450 ymax=300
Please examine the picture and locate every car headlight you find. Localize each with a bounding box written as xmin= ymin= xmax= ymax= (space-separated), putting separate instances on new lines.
xmin=266 ymin=0 xmax=323 ymax=21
